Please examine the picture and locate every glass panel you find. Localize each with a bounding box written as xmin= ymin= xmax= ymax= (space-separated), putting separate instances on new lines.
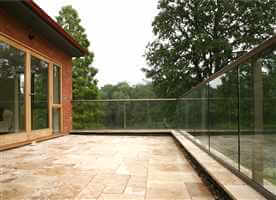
xmin=31 ymin=56 xmax=49 ymax=130
xmin=0 ymin=40 xmax=25 ymax=133
xmin=126 ymin=100 xmax=178 ymax=129
xmin=72 ymin=101 xmax=124 ymax=129
xmin=208 ymin=68 xmax=239 ymax=169
xmin=175 ymin=99 xmax=187 ymax=129
xmin=72 ymin=100 xmax=180 ymax=130
xmin=240 ymin=49 xmax=276 ymax=191
xmin=126 ymin=101 xmax=146 ymax=129
xmin=260 ymin=49 xmax=276 ymax=191
xmin=239 ymin=62 xmax=254 ymax=178
xmin=145 ymin=101 xmax=169 ymax=129
xmin=183 ymin=85 xmax=209 ymax=149
xmin=52 ymin=108 xmax=60 ymax=133
xmin=53 ymin=64 xmax=60 ymax=104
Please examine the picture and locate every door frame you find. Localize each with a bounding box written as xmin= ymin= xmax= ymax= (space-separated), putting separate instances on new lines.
xmin=0 ymin=32 xmax=63 ymax=140
xmin=51 ymin=63 xmax=63 ymax=134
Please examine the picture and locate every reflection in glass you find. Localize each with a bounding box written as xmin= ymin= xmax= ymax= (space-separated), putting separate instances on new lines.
xmin=0 ymin=40 xmax=25 ymax=134
xmin=239 ymin=62 xmax=255 ymax=179
xmin=53 ymin=65 xmax=60 ymax=104
xmin=126 ymin=101 xmax=178 ymax=129
xmin=208 ymin=69 xmax=239 ymax=169
xmin=239 ymin=50 xmax=276 ymax=189
xmin=72 ymin=100 xmax=179 ymax=130
xmin=31 ymin=56 xmax=49 ymax=130
xmin=259 ymin=49 xmax=276 ymax=190
xmin=73 ymin=101 xmax=123 ymax=129
xmin=183 ymin=85 xmax=209 ymax=149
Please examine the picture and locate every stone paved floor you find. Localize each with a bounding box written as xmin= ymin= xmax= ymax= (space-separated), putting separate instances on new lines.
xmin=0 ymin=135 xmax=214 ymax=200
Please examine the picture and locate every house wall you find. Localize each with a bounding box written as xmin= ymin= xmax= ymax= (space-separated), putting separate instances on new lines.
xmin=0 ymin=8 xmax=73 ymax=140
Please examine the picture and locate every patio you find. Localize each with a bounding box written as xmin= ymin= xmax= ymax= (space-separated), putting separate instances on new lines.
xmin=0 ymin=134 xmax=214 ymax=200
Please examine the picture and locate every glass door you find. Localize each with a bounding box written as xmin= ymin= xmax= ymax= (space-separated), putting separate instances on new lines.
xmin=0 ymin=40 xmax=26 ymax=134
xmin=30 ymin=56 xmax=49 ymax=130
xmin=52 ymin=64 xmax=61 ymax=133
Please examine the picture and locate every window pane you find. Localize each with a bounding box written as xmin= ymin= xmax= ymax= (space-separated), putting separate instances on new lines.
xmin=52 ymin=108 xmax=60 ymax=133
xmin=0 ymin=40 xmax=25 ymax=133
xmin=53 ymin=64 xmax=60 ymax=104
xmin=31 ymin=56 xmax=49 ymax=130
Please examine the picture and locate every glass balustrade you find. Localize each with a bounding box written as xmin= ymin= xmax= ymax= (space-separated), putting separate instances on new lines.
xmin=72 ymin=37 xmax=276 ymax=197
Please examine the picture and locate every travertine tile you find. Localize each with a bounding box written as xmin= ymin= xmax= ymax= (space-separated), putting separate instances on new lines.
xmin=76 ymin=183 xmax=105 ymax=199
xmin=1 ymin=135 xmax=214 ymax=200
xmin=103 ymin=174 xmax=130 ymax=194
xmin=99 ymin=193 xmax=144 ymax=200
xmin=146 ymin=199 xmax=174 ymax=200
xmin=223 ymin=185 xmax=266 ymax=200
xmin=99 ymin=185 xmax=146 ymax=200
xmin=146 ymin=182 xmax=191 ymax=199
xmin=212 ymin=171 xmax=246 ymax=185
xmin=116 ymin=160 xmax=148 ymax=176
xmin=148 ymin=171 xmax=201 ymax=184
xmin=127 ymin=176 xmax=147 ymax=188
xmin=185 ymin=183 xmax=213 ymax=200
xmin=149 ymin=163 xmax=194 ymax=173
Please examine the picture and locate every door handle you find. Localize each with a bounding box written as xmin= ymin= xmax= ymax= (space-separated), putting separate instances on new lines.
xmin=29 ymin=93 xmax=35 ymax=96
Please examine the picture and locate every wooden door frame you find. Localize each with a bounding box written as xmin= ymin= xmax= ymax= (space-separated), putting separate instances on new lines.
xmin=52 ymin=64 xmax=63 ymax=133
xmin=0 ymin=32 xmax=63 ymax=140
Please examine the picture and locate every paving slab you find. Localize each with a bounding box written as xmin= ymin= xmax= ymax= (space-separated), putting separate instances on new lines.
xmin=172 ymin=130 xmax=267 ymax=200
xmin=0 ymin=135 xmax=213 ymax=200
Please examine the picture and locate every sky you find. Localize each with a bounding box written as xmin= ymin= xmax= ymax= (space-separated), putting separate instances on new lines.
xmin=34 ymin=0 xmax=159 ymax=87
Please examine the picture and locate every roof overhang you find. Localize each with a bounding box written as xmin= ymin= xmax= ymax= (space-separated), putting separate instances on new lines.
xmin=0 ymin=0 xmax=88 ymax=57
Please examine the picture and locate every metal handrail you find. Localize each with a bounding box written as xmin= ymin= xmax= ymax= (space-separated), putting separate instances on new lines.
xmin=72 ymin=98 xmax=179 ymax=102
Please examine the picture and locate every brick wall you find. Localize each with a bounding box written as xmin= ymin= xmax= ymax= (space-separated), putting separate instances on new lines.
xmin=0 ymin=7 xmax=73 ymax=134
xmin=62 ymin=59 xmax=73 ymax=133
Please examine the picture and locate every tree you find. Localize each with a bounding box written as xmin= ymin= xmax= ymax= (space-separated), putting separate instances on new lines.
xmin=56 ymin=5 xmax=98 ymax=99
xmin=99 ymin=82 xmax=156 ymax=99
xmin=98 ymin=82 xmax=180 ymax=129
xmin=144 ymin=0 xmax=276 ymax=98
xmin=132 ymin=83 xmax=156 ymax=99
xmin=56 ymin=6 xmax=100 ymax=129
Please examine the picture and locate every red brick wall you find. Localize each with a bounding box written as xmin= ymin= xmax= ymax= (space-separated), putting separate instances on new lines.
xmin=62 ymin=59 xmax=73 ymax=133
xmin=0 ymin=8 xmax=73 ymax=134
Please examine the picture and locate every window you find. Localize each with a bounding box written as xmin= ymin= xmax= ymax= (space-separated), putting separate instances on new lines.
xmin=53 ymin=64 xmax=61 ymax=104
xmin=0 ymin=40 xmax=25 ymax=133
xmin=31 ymin=56 xmax=49 ymax=130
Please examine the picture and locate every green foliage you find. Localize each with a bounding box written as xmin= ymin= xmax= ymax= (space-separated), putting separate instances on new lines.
xmin=30 ymin=57 xmax=49 ymax=130
xmin=56 ymin=5 xmax=98 ymax=99
xmin=100 ymin=82 xmax=156 ymax=99
xmin=100 ymin=82 xmax=132 ymax=99
xmin=144 ymin=0 xmax=276 ymax=97
xmin=96 ymin=82 xmax=178 ymax=129
xmin=56 ymin=5 xmax=100 ymax=129
xmin=183 ymin=49 xmax=276 ymax=131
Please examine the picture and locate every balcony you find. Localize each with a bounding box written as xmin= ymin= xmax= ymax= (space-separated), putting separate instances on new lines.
xmin=1 ymin=35 xmax=276 ymax=200
xmin=70 ymin=35 xmax=276 ymax=199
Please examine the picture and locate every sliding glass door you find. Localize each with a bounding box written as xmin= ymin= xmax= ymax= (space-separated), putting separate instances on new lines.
xmin=0 ymin=35 xmax=63 ymax=138
xmin=0 ymin=40 xmax=25 ymax=134
xmin=30 ymin=56 xmax=49 ymax=130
